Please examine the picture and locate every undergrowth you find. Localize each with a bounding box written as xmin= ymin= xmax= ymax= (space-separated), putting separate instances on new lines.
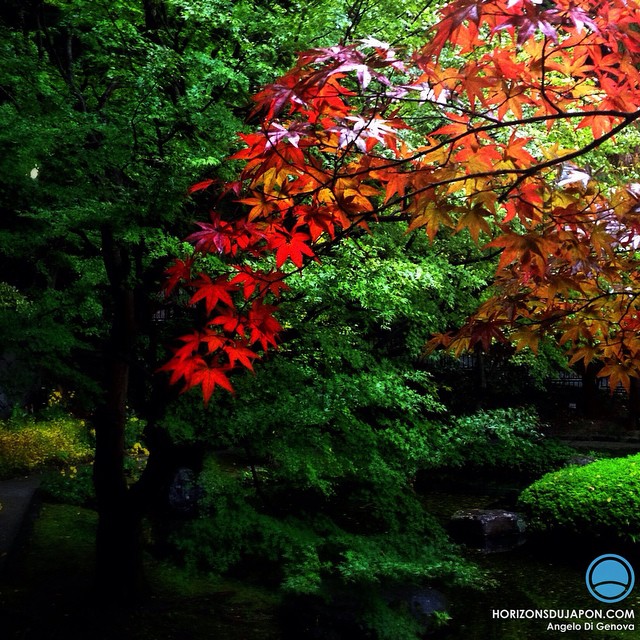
xmin=0 ymin=416 xmax=92 ymax=479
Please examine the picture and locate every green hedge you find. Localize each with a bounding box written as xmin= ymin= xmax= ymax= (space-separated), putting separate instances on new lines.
xmin=518 ymin=454 xmax=640 ymax=542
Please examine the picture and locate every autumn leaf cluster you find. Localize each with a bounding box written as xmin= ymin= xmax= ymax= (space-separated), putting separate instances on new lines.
xmin=163 ymin=0 xmax=640 ymax=400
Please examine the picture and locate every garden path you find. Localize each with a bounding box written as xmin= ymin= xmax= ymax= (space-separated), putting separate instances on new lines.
xmin=0 ymin=475 xmax=41 ymax=575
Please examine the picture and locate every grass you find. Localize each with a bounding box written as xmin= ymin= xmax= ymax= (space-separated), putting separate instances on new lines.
xmin=0 ymin=503 xmax=281 ymax=640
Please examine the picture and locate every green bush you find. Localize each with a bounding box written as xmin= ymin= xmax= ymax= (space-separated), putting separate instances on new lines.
xmin=160 ymin=226 xmax=549 ymax=639
xmin=428 ymin=407 xmax=574 ymax=477
xmin=173 ymin=455 xmax=483 ymax=640
xmin=0 ymin=417 xmax=93 ymax=478
xmin=518 ymin=454 xmax=640 ymax=542
xmin=40 ymin=463 xmax=95 ymax=505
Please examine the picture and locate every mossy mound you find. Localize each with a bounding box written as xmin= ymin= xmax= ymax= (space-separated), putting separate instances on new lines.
xmin=518 ymin=453 xmax=640 ymax=542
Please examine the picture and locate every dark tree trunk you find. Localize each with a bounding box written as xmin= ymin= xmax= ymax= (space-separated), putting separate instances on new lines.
xmin=628 ymin=377 xmax=640 ymax=430
xmin=580 ymin=363 xmax=601 ymax=417
xmin=92 ymin=228 xmax=182 ymax=599
xmin=93 ymin=355 xmax=143 ymax=598
xmin=92 ymin=227 xmax=143 ymax=599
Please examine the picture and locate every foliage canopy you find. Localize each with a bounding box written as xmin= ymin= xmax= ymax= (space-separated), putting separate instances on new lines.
xmin=163 ymin=0 xmax=640 ymax=401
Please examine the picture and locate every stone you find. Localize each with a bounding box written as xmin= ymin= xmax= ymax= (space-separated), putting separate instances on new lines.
xmin=406 ymin=587 xmax=448 ymax=627
xmin=167 ymin=468 xmax=203 ymax=515
xmin=449 ymin=508 xmax=526 ymax=551
xmin=383 ymin=586 xmax=448 ymax=633
xmin=566 ymin=454 xmax=596 ymax=467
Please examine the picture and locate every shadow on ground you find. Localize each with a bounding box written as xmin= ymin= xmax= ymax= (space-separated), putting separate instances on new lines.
xmin=0 ymin=503 xmax=280 ymax=640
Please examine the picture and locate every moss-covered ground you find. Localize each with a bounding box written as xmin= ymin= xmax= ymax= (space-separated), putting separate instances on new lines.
xmin=0 ymin=503 xmax=281 ymax=640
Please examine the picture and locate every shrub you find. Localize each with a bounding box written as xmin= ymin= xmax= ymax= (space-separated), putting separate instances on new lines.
xmin=518 ymin=453 xmax=640 ymax=542
xmin=427 ymin=407 xmax=574 ymax=477
xmin=40 ymin=463 xmax=95 ymax=505
xmin=171 ymin=454 xmax=483 ymax=640
xmin=0 ymin=417 xmax=93 ymax=478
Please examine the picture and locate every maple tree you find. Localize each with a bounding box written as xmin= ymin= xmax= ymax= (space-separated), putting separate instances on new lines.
xmin=164 ymin=0 xmax=640 ymax=400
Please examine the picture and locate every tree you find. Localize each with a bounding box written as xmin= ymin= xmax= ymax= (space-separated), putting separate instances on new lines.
xmin=164 ymin=0 xmax=640 ymax=405
xmin=0 ymin=0 xmax=333 ymax=595
xmin=0 ymin=0 xmax=448 ymax=600
xmin=163 ymin=223 xmax=488 ymax=639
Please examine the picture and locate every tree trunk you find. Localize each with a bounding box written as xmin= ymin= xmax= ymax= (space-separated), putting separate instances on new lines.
xmin=628 ymin=377 xmax=640 ymax=430
xmin=92 ymin=227 xmax=143 ymax=600
xmin=93 ymin=355 xmax=143 ymax=599
xmin=580 ymin=363 xmax=601 ymax=417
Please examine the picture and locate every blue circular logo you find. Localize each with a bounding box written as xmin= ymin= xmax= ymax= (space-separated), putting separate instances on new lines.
xmin=586 ymin=554 xmax=635 ymax=603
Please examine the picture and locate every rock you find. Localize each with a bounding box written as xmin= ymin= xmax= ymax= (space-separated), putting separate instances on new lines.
xmin=449 ymin=508 xmax=526 ymax=551
xmin=409 ymin=587 xmax=447 ymax=616
xmin=566 ymin=454 xmax=596 ymax=467
xmin=282 ymin=588 xmax=449 ymax=639
xmin=450 ymin=508 xmax=526 ymax=537
xmin=383 ymin=586 xmax=448 ymax=633
xmin=167 ymin=468 xmax=203 ymax=515
xmin=405 ymin=587 xmax=448 ymax=629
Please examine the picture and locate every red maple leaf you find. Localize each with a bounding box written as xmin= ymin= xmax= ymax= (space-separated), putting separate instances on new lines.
xmin=163 ymin=258 xmax=193 ymax=296
xmin=223 ymin=341 xmax=259 ymax=370
xmin=247 ymin=301 xmax=282 ymax=350
xmin=493 ymin=5 xmax=559 ymax=45
xmin=229 ymin=266 xmax=289 ymax=299
xmin=187 ymin=179 xmax=215 ymax=195
xmin=171 ymin=332 xmax=200 ymax=361
xmin=191 ymin=361 xmax=234 ymax=404
xmin=189 ymin=274 xmax=236 ymax=314
xmin=186 ymin=219 xmax=229 ymax=254
xmin=268 ymin=231 xmax=315 ymax=268
xmin=210 ymin=308 xmax=245 ymax=337
xmin=158 ymin=333 xmax=205 ymax=385
xmin=294 ymin=204 xmax=336 ymax=241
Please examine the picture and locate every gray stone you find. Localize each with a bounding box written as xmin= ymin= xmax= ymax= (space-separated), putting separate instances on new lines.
xmin=449 ymin=508 xmax=526 ymax=551
xmin=451 ymin=508 xmax=525 ymax=536
xmin=384 ymin=586 xmax=448 ymax=633
xmin=167 ymin=468 xmax=202 ymax=515
xmin=407 ymin=587 xmax=448 ymax=623
xmin=566 ymin=454 xmax=596 ymax=467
